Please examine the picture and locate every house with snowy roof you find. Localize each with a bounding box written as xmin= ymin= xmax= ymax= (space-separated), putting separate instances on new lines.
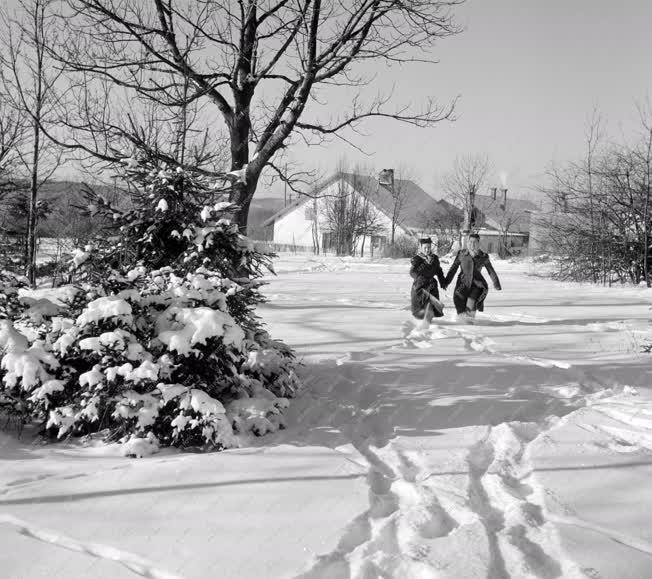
xmin=464 ymin=188 xmax=541 ymax=256
xmin=262 ymin=171 xmax=462 ymax=255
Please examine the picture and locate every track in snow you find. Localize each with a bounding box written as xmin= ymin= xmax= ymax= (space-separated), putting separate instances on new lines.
xmin=291 ymin=309 xmax=643 ymax=578
xmin=0 ymin=514 xmax=184 ymax=579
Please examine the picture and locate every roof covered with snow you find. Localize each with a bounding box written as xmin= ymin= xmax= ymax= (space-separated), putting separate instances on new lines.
xmin=262 ymin=172 xmax=462 ymax=229
xmin=472 ymin=194 xmax=540 ymax=233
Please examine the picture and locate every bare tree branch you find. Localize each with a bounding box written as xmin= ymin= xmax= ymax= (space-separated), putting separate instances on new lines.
xmin=44 ymin=0 xmax=463 ymax=231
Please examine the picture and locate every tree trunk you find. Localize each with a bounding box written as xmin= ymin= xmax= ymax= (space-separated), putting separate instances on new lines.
xmin=228 ymin=92 xmax=254 ymax=232
xmin=644 ymin=129 xmax=652 ymax=287
xmin=231 ymin=181 xmax=252 ymax=232
xmin=26 ymin=116 xmax=40 ymax=288
xmin=230 ymin=167 xmax=259 ymax=234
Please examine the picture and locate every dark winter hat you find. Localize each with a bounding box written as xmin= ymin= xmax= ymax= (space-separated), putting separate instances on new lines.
xmin=468 ymin=233 xmax=480 ymax=240
xmin=419 ymin=237 xmax=432 ymax=244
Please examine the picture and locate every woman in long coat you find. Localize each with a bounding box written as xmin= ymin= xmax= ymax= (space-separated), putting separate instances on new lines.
xmin=444 ymin=234 xmax=501 ymax=318
xmin=410 ymin=237 xmax=447 ymax=321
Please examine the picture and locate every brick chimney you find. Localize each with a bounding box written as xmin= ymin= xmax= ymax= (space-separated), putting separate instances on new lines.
xmin=500 ymin=188 xmax=507 ymax=210
xmin=490 ymin=187 xmax=497 ymax=200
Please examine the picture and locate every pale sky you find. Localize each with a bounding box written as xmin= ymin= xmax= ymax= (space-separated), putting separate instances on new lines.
xmin=6 ymin=0 xmax=652 ymax=201
xmin=281 ymin=0 xmax=652 ymax=200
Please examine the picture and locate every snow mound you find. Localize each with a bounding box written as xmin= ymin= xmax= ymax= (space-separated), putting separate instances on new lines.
xmin=122 ymin=432 xmax=161 ymax=458
xmin=227 ymin=392 xmax=289 ymax=436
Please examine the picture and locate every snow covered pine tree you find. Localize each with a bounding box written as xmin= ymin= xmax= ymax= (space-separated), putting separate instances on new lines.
xmin=0 ymin=158 xmax=300 ymax=455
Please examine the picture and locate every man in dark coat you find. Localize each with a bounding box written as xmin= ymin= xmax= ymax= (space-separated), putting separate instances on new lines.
xmin=444 ymin=233 xmax=501 ymax=319
xmin=410 ymin=237 xmax=447 ymax=322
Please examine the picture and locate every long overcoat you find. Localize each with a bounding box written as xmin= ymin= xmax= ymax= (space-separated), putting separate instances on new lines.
xmin=444 ymin=250 xmax=501 ymax=314
xmin=410 ymin=253 xmax=446 ymax=319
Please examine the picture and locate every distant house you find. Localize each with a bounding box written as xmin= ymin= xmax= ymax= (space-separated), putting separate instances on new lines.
xmin=466 ymin=189 xmax=541 ymax=256
xmin=262 ymin=172 xmax=461 ymax=255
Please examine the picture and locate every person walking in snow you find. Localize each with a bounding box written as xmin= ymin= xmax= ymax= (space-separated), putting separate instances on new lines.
xmin=410 ymin=237 xmax=447 ymax=323
xmin=444 ymin=233 xmax=501 ymax=320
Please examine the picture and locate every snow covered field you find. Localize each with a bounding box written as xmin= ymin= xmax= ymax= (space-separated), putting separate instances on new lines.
xmin=2 ymin=254 xmax=652 ymax=578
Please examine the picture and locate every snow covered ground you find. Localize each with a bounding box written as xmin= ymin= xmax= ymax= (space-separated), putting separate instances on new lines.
xmin=2 ymin=254 xmax=652 ymax=578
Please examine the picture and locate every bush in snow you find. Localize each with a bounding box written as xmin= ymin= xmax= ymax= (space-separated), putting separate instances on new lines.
xmin=0 ymin=158 xmax=299 ymax=450
xmin=0 ymin=270 xmax=28 ymax=320
xmin=383 ymin=235 xmax=418 ymax=258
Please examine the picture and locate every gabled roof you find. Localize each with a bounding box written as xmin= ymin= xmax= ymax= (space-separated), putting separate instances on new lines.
xmin=261 ymin=196 xmax=307 ymax=226
xmin=472 ymin=194 xmax=540 ymax=233
xmin=262 ymin=172 xmax=462 ymax=229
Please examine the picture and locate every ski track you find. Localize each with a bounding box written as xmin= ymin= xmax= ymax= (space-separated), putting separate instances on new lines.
xmin=292 ymin=309 xmax=644 ymax=578
xmin=294 ymin=412 xmax=585 ymax=578
xmin=465 ymin=423 xmax=584 ymax=579
xmin=293 ymin=336 xmax=591 ymax=578
xmin=0 ymin=461 xmax=135 ymax=496
xmin=294 ymin=430 xmax=463 ymax=579
xmin=0 ymin=514 xmax=184 ymax=579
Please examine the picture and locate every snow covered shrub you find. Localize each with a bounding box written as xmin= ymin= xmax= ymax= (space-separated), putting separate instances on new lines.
xmin=0 ymin=158 xmax=300 ymax=450
xmin=0 ymin=270 xmax=28 ymax=320
xmin=383 ymin=235 xmax=418 ymax=258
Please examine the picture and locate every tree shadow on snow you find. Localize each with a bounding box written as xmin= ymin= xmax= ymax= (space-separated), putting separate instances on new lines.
xmin=268 ymin=356 xmax=652 ymax=453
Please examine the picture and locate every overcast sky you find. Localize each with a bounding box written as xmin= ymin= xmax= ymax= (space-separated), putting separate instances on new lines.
xmin=282 ymin=0 xmax=652 ymax=200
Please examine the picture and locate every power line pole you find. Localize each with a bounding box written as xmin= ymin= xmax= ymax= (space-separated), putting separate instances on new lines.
xmin=284 ymin=163 xmax=290 ymax=206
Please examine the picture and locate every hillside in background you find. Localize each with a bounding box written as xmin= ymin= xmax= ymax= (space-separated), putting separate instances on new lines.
xmin=247 ymin=196 xmax=286 ymax=240
xmin=1 ymin=180 xmax=286 ymax=240
xmin=0 ymin=181 xmax=117 ymax=239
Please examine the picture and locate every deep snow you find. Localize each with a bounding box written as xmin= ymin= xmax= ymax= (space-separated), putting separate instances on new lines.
xmin=1 ymin=254 xmax=652 ymax=578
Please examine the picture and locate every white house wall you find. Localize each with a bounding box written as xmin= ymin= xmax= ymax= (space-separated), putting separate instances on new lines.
xmin=272 ymin=202 xmax=315 ymax=248
xmin=272 ymin=179 xmax=407 ymax=252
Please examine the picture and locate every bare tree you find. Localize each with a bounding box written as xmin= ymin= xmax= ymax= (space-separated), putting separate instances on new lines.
xmin=417 ymin=202 xmax=464 ymax=254
xmin=585 ymin=108 xmax=603 ymax=282
xmin=633 ymin=100 xmax=652 ymax=287
xmin=0 ymin=99 xmax=26 ymax=204
xmin=357 ymin=178 xmax=385 ymax=257
xmin=538 ymin=102 xmax=652 ymax=285
xmin=380 ymin=167 xmax=412 ymax=247
xmin=442 ymin=154 xmax=491 ymax=234
xmin=494 ymin=204 xmax=529 ymax=257
xmin=306 ymin=197 xmax=320 ymax=254
xmin=0 ymin=100 xmax=27 ymax=266
xmin=45 ymin=0 xmax=462 ymax=232
xmin=0 ymin=0 xmax=65 ymax=286
xmin=322 ymin=170 xmax=384 ymax=256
